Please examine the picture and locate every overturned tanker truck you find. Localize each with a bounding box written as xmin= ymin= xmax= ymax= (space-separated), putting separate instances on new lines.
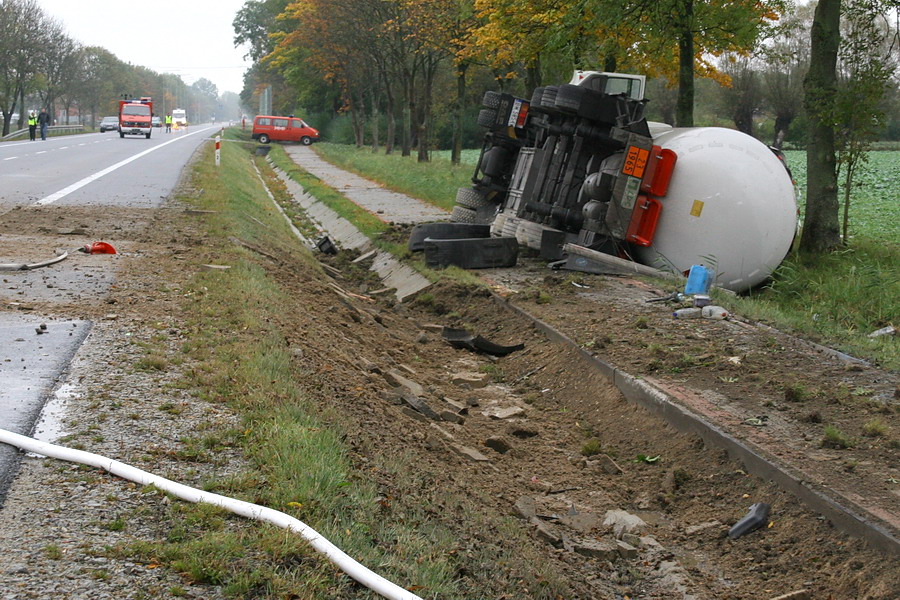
xmin=409 ymin=71 xmax=798 ymax=293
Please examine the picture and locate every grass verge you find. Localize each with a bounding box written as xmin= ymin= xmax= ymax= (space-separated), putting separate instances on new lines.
xmin=313 ymin=142 xmax=472 ymax=212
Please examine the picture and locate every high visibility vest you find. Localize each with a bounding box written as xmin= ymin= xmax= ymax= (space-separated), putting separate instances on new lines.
xmin=165 ymin=115 xmax=172 ymax=124
xmin=28 ymin=115 xmax=36 ymax=126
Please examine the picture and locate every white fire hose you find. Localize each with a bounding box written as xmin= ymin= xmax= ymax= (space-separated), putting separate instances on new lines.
xmin=0 ymin=428 xmax=423 ymax=600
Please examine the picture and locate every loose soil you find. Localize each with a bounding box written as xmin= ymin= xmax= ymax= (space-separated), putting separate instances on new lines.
xmin=0 ymin=174 xmax=898 ymax=599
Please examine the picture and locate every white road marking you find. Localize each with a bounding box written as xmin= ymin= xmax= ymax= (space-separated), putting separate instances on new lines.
xmin=34 ymin=127 xmax=216 ymax=206
xmin=3 ymin=157 xmax=16 ymax=161
xmin=36 ymin=151 xmax=46 ymax=154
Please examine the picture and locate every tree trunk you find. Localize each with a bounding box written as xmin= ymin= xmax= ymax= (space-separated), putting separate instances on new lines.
xmin=524 ymin=57 xmax=541 ymax=96
xmin=772 ymin=114 xmax=793 ymax=149
xmin=800 ymin=0 xmax=841 ymax=253
xmin=451 ymin=62 xmax=468 ymax=165
xmin=675 ymin=0 xmax=695 ymax=127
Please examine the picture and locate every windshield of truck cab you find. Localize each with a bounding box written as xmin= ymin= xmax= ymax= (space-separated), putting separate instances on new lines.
xmin=122 ymin=105 xmax=150 ymax=116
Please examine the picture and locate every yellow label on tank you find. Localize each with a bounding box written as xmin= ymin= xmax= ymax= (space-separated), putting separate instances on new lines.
xmin=690 ymin=200 xmax=704 ymax=217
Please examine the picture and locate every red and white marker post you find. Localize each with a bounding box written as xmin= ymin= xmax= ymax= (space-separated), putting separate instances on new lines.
xmin=215 ymin=135 xmax=221 ymax=167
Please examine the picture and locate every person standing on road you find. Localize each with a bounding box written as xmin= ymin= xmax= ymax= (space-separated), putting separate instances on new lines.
xmin=165 ymin=114 xmax=172 ymax=133
xmin=27 ymin=111 xmax=37 ymax=141
xmin=37 ymin=108 xmax=51 ymax=140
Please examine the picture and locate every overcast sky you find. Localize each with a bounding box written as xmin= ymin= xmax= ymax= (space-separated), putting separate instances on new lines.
xmin=37 ymin=0 xmax=254 ymax=95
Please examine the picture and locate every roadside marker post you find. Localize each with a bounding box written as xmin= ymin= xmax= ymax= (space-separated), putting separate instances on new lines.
xmin=215 ymin=135 xmax=221 ymax=167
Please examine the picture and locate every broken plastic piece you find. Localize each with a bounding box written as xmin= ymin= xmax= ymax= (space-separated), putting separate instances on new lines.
xmin=442 ymin=327 xmax=525 ymax=356
xmin=728 ymin=502 xmax=771 ymax=539
xmin=81 ymin=242 xmax=117 ymax=255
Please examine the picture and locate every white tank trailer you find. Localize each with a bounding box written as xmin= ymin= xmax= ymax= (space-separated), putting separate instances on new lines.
xmin=437 ymin=71 xmax=798 ymax=293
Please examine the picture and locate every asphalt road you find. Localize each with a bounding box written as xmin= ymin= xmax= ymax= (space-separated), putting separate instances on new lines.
xmin=0 ymin=125 xmax=220 ymax=209
xmin=0 ymin=124 xmax=220 ymax=499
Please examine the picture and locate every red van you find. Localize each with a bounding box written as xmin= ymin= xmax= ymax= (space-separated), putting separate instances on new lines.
xmin=251 ymin=115 xmax=319 ymax=145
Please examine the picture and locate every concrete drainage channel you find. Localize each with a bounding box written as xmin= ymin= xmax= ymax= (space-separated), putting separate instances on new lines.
xmin=262 ymin=157 xmax=900 ymax=559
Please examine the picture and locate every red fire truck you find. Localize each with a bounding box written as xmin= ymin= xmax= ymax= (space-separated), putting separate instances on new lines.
xmin=118 ymin=97 xmax=153 ymax=139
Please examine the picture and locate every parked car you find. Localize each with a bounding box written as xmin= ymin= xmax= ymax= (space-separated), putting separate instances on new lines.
xmin=151 ymin=116 xmax=162 ymax=128
xmin=99 ymin=116 xmax=119 ymax=132
xmin=251 ymin=115 xmax=319 ymax=145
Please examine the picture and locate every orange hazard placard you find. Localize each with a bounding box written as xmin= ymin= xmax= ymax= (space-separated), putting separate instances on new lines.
xmin=622 ymin=146 xmax=650 ymax=178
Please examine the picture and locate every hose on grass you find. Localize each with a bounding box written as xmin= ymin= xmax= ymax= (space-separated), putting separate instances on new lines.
xmin=0 ymin=428 xmax=424 ymax=600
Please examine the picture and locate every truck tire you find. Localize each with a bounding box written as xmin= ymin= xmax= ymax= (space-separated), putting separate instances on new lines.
xmin=530 ymin=86 xmax=546 ymax=107
xmin=258 ymin=133 xmax=271 ymax=144
xmin=450 ymin=205 xmax=478 ymax=223
xmin=482 ymin=90 xmax=502 ymax=109
xmin=300 ymin=136 xmax=312 ymax=145
xmin=119 ymin=131 xmax=124 ymax=138
xmin=477 ymin=108 xmax=497 ymax=128
xmin=456 ymin=187 xmax=493 ymax=209
xmin=145 ymin=131 xmax=151 ymax=139
xmin=408 ymin=222 xmax=491 ymax=251
xmin=555 ymin=84 xmax=586 ymax=114
xmin=540 ymin=86 xmax=559 ymax=110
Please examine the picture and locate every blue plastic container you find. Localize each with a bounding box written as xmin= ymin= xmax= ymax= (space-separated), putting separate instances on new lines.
xmin=684 ymin=265 xmax=711 ymax=295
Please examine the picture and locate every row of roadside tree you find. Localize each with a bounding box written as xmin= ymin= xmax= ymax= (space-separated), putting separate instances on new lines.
xmin=0 ymin=0 xmax=241 ymax=137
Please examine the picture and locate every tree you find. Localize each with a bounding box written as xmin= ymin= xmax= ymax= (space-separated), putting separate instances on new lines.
xmin=760 ymin=5 xmax=812 ymax=148
xmin=0 ymin=0 xmax=49 ymax=135
xmin=716 ymin=54 xmax=762 ymax=135
xmin=833 ymin=0 xmax=895 ymax=242
xmin=801 ymin=0 xmax=842 ymax=253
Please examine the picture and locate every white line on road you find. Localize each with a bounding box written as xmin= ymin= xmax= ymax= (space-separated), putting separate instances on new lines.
xmin=3 ymin=157 xmax=16 ymax=161
xmin=36 ymin=151 xmax=46 ymax=154
xmin=34 ymin=127 xmax=216 ymax=206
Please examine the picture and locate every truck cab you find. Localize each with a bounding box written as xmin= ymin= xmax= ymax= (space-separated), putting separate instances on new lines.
xmin=118 ymin=97 xmax=153 ymax=138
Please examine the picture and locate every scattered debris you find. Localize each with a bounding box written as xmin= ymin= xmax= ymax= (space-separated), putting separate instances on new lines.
xmin=868 ymin=325 xmax=895 ymax=338
xmin=80 ymin=241 xmax=117 ymax=255
xmin=728 ymin=502 xmax=771 ymax=539
xmin=315 ymin=235 xmax=338 ymax=255
xmin=450 ymin=443 xmax=490 ymax=462
xmin=351 ymin=249 xmax=377 ymax=264
xmin=482 ymin=406 xmax=525 ymax=420
xmin=200 ymin=264 xmax=231 ymax=271
xmin=451 ymin=372 xmax=490 ymax=389
xmin=442 ymin=327 xmax=525 ymax=356
xmin=603 ymin=510 xmax=648 ymax=537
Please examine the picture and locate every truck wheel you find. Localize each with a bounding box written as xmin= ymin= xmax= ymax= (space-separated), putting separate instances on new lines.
xmin=259 ymin=134 xmax=270 ymax=144
xmin=145 ymin=131 xmax=151 ymax=139
xmin=476 ymin=108 xmax=497 ymax=128
xmin=540 ymin=86 xmax=559 ymax=110
xmin=450 ymin=206 xmax=478 ymax=223
xmin=555 ymin=84 xmax=586 ymax=114
xmin=456 ymin=187 xmax=493 ymax=209
xmin=119 ymin=131 xmax=124 ymax=138
xmin=530 ymin=86 xmax=545 ymax=106
xmin=300 ymin=136 xmax=312 ymax=145
xmin=482 ymin=90 xmax=502 ymax=109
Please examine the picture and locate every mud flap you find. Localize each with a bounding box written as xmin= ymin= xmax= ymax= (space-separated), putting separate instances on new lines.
xmin=423 ymin=237 xmax=518 ymax=269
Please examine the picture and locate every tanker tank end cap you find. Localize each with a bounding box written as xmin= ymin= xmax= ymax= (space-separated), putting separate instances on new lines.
xmin=80 ymin=241 xmax=117 ymax=255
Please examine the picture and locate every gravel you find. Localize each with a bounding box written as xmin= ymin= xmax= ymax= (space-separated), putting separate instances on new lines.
xmin=0 ymin=315 xmax=242 ymax=599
